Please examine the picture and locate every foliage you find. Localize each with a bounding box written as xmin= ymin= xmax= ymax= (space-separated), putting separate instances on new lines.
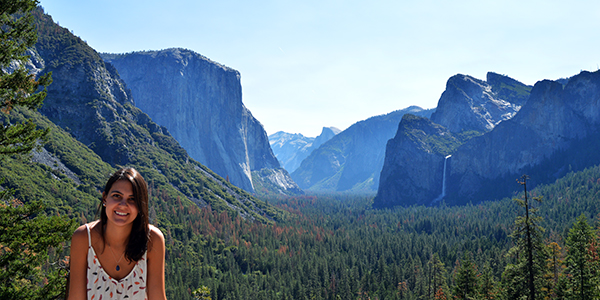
xmin=564 ymin=214 xmax=600 ymax=299
xmin=501 ymin=175 xmax=547 ymax=300
xmin=453 ymin=253 xmax=479 ymax=299
xmin=0 ymin=1 xmax=75 ymax=299
xmin=0 ymin=197 xmax=75 ymax=299
xmin=0 ymin=0 xmax=51 ymax=156
xmin=7 ymin=107 xmax=600 ymax=300
xmin=193 ymin=286 xmax=212 ymax=300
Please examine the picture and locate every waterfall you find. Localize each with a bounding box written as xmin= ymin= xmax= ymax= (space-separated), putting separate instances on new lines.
xmin=432 ymin=155 xmax=451 ymax=204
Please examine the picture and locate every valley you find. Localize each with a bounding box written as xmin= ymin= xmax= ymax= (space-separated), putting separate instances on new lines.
xmin=2 ymin=3 xmax=600 ymax=299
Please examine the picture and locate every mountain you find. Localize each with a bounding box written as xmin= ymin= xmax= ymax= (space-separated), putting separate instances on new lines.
xmin=374 ymin=114 xmax=481 ymax=207
xmin=430 ymin=72 xmax=531 ymax=133
xmin=291 ymin=106 xmax=434 ymax=193
xmin=100 ymin=49 xmax=301 ymax=195
xmin=375 ymin=70 xmax=600 ymax=207
xmin=269 ymin=127 xmax=340 ymax=173
xmin=26 ymin=9 xmax=282 ymax=221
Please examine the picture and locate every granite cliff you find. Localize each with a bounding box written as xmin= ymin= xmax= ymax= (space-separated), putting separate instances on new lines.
xmin=375 ymin=115 xmax=456 ymax=207
xmin=269 ymin=127 xmax=340 ymax=173
xmin=431 ymin=72 xmax=531 ymax=133
xmin=28 ymin=9 xmax=280 ymax=219
xmin=447 ymin=71 xmax=600 ymax=203
xmin=292 ymin=106 xmax=433 ymax=193
xmin=375 ymin=70 xmax=600 ymax=207
xmin=101 ymin=49 xmax=301 ymax=195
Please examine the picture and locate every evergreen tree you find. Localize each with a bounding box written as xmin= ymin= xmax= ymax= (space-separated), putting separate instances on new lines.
xmin=542 ymin=241 xmax=564 ymax=299
xmin=426 ymin=253 xmax=448 ymax=300
xmin=0 ymin=198 xmax=74 ymax=299
xmin=0 ymin=1 xmax=73 ymax=299
xmin=564 ymin=214 xmax=599 ymax=300
xmin=0 ymin=0 xmax=52 ymax=155
xmin=479 ymin=264 xmax=496 ymax=300
xmin=453 ymin=253 xmax=478 ymax=299
xmin=501 ymin=175 xmax=547 ymax=300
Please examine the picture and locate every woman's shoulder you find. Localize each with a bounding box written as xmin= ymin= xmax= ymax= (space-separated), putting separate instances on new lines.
xmin=148 ymin=225 xmax=165 ymax=252
xmin=71 ymin=221 xmax=99 ymax=250
xmin=148 ymin=225 xmax=165 ymax=242
xmin=72 ymin=221 xmax=99 ymax=238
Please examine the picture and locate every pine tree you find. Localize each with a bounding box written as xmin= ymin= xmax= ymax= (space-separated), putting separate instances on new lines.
xmin=0 ymin=0 xmax=51 ymax=155
xmin=501 ymin=175 xmax=547 ymax=300
xmin=542 ymin=241 xmax=564 ymax=299
xmin=0 ymin=198 xmax=74 ymax=299
xmin=0 ymin=1 xmax=74 ymax=299
xmin=453 ymin=253 xmax=478 ymax=299
xmin=479 ymin=264 xmax=496 ymax=300
xmin=564 ymin=214 xmax=600 ymax=300
xmin=426 ymin=253 xmax=448 ymax=300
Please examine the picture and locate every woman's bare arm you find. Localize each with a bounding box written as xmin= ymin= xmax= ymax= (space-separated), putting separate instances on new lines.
xmin=146 ymin=225 xmax=167 ymax=300
xmin=67 ymin=224 xmax=89 ymax=300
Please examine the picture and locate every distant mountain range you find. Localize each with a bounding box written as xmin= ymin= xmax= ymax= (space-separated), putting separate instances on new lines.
xmin=290 ymin=106 xmax=434 ymax=193
xmin=21 ymin=7 xmax=600 ymax=213
xmin=269 ymin=127 xmax=340 ymax=173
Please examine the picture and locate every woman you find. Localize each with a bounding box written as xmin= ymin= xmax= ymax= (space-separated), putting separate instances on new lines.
xmin=68 ymin=168 xmax=167 ymax=299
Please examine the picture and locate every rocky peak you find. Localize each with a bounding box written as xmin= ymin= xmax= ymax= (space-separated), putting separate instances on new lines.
xmin=376 ymin=70 xmax=600 ymax=207
xmin=430 ymin=72 xmax=531 ymax=133
xmin=269 ymin=126 xmax=340 ymax=173
xmin=313 ymin=127 xmax=341 ymax=147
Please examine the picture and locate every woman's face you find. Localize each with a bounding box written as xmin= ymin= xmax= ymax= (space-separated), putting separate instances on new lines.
xmin=103 ymin=179 xmax=139 ymax=227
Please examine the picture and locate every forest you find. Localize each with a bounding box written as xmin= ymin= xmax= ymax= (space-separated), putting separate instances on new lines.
xmin=164 ymin=167 xmax=600 ymax=300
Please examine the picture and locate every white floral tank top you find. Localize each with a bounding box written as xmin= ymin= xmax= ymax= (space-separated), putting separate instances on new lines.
xmin=85 ymin=224 xmax=147 ymax=300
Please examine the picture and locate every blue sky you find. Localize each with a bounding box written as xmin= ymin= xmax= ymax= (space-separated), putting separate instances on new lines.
xmin=40 ymin=0 xmax=600 ymax=137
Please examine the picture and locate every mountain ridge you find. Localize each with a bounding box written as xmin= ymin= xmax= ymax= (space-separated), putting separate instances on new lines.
xmin=375 ymin=70 xmax=600 ymax=207
xmin=430 ymin=72 xmax=531 ymax=133
xmin=269 ymin=126 xmax=341 ymax=173
xmin=292 ymin=106 xmax=434 ymax=193
xmin=26 ymin=8 xmax=283 ymax=221
xmin=101 ymin=48 xmax=301 ymax=195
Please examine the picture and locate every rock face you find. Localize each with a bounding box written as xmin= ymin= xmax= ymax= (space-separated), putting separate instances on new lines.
xmin=375 ymin=70 xmax=600 ymax=207
xmin=431 ymin=72 xmax=531 ymax=133
xmin=374 ymin=114 xmax=458 ymax=208
xmin=35 ymin=16 xmax=135 ymax=166
xmin=30 ymin=10 xmax=282 ymax=219
xmin=102 ymin=49 xmax=300 ymax=194
xmin=292 ymin=106 xmax=434 ymax=192
xmin=447 ymin=71 xmax=600 ymax=203
xmin=269 ymin=127 xmax=340 ymax=173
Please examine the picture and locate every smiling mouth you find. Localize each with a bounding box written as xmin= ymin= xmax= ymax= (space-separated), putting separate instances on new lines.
xmin=115 ymin=211 xmax=129 ymax=216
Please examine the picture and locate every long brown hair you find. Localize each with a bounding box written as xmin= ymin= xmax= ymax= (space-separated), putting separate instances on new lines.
xmin=98 ymin=167 xmax=149 ymax=262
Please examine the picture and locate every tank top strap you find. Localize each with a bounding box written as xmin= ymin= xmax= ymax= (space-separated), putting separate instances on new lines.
xmin=85 ymin=223 xmax=92 ymax=247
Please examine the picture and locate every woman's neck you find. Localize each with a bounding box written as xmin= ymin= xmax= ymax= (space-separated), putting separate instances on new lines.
xmin=103 ymin=222 xmax=132 ymax=248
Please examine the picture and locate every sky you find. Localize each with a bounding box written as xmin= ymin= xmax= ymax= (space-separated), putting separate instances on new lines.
xmin=40 ymin=0 xmax=600 ymax=137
